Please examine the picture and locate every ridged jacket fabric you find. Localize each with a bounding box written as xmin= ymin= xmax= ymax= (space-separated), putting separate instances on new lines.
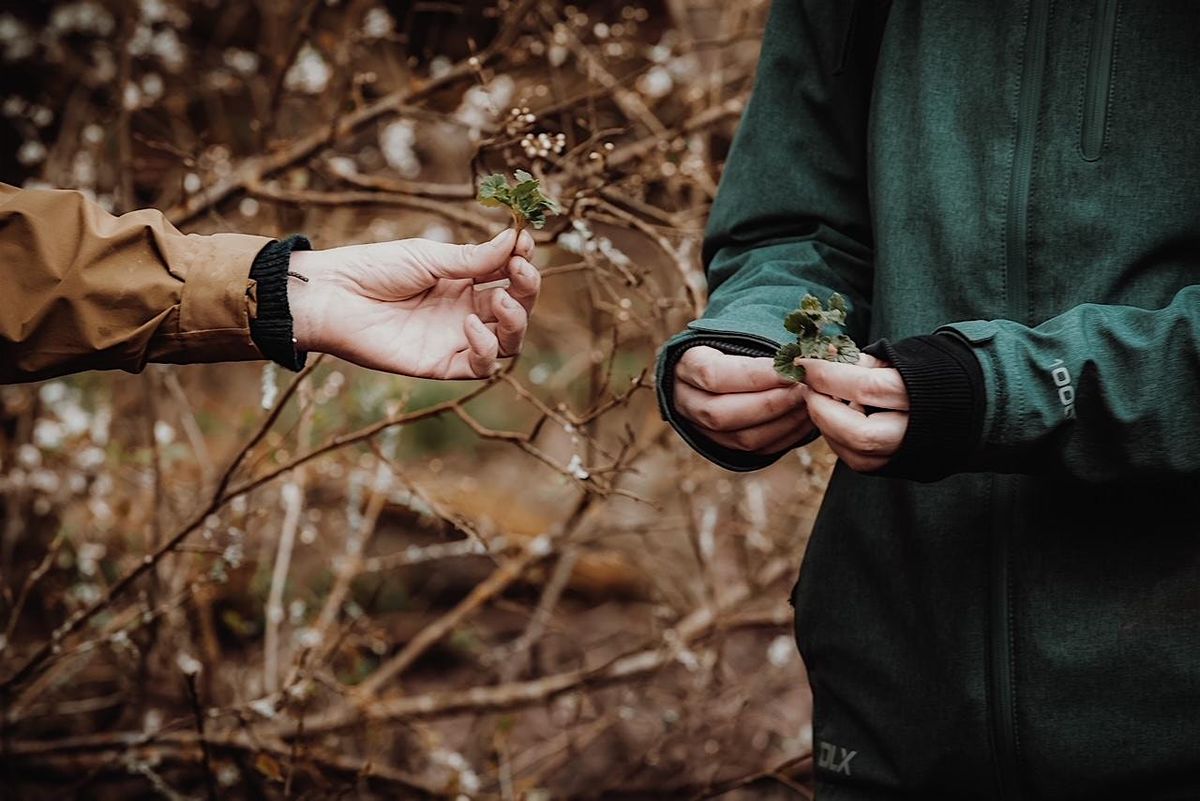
xmin=1 ymin=183 xmax=272 ymax=383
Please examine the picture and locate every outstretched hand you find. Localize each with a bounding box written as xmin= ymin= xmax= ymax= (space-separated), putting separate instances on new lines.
xmin=287 ymin=228 xmax=539 ymax=379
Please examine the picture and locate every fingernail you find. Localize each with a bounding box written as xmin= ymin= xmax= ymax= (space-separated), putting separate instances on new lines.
xmin=494 ymin=229 xmax=515 ymax=247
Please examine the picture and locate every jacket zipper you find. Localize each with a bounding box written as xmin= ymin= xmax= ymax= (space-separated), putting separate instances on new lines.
xmin=994 ymin=1 xmax=1051 ymax=798
xmin=1081 ymin=0 xmax=1119 ymax=161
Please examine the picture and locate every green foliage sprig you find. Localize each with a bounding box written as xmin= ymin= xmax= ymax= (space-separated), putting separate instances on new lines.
xmin=774 ymin=293 xmax=861 ymax=382
xmin=477 ymin=170 xmax=561 ymax=235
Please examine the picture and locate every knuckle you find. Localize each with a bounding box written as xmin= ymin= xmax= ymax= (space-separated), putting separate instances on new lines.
xmin=460 ymin=242 xmax=478 ymax=269
xmin=692 ymin=362 xmax=719 ymax=392
xmin=730 ymin=429 xmax=757 ymax=450
xmin=857 ymin=427 xmax=888 ymax=456
xmin=865 ymin=371 xmax=896 ymax=406
xmin=695 ymin=405 xmax=723 ymax=431
xmin=847 ymin=429 xmax=875 ymax=454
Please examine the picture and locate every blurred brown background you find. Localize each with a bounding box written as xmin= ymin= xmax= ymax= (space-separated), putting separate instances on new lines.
xmin=0 ymin=1 xmax=835 ymax=798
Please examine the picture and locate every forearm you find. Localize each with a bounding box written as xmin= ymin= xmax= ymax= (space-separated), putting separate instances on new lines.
xmin=880 ymin=285 xmax=1200 ymax=482
xmin=0 ymin=184 xmax=271 ymax=383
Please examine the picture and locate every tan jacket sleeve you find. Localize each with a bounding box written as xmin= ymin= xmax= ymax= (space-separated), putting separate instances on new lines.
xmin=0 ymin=183 xmax=274 ymax=384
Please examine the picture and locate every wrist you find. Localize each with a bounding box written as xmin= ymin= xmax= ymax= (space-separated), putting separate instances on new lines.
xmin=286 ymin=249 xmax=331 ymax=353
xmin=862 ymin=333 xmax=986 ymax=482
xmin=249 ymin=235 xmax=312 ymax=371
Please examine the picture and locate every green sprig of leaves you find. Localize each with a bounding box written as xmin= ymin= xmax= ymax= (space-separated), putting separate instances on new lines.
xmin=774 ymin=293 xmax=861 ymax=382
xmin=477 ymin=170 xmax=561 ymax=233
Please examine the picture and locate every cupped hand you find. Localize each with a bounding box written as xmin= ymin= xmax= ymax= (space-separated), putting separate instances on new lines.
xmin=797 ymin=352 xmax=910 ymax=472
xmin=288 ymin=228 xmax=539 ymax=379
xmin=672 ymin=345 xmax=814 ymax=454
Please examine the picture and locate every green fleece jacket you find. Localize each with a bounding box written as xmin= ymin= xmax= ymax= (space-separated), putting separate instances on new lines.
xmin=657 ymin=2 xmax=1200 ymax=798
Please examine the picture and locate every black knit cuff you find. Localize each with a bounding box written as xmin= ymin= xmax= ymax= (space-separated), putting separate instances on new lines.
xmin=249 ymin=235 xmax=311 ymax=371
xmin=863 ymin=333 xmax=985 ymax=482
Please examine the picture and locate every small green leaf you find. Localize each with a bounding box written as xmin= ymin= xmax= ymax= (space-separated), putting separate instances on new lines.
xmin=478 ymin=174 xmax=508 ymax=200
xmin=476 ymin=169 xmax=561 ymax=230
xmin=774 ymin=293 xmax=860 ymax=377
xmin=783 ymin=309 xmax=815 ymax=336
xmin=831 ymin=335 xmax=861 ymax=364
xmin=774 ymin=343 xmax=807 ymax=382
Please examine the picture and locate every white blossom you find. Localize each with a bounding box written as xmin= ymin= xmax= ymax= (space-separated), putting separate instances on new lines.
xmin=142 ymin=708 xmax=163 ymax=734
xmin=153 ymin=420 xmax=175 ymax=446
xmin=175 ymin=651 xmax=203 ymax=676
xmin=428 ymin=55 xmax=452 ymax=79
xmin=248 ymin=697 xmax=276 ymax=718
xmin=222 ymin=48 xmax=258 ymax=76
xmin=697 ymin=503 xmax=717 ymax=560
xmin=325 ymin=155 xmax=356 ymax=176
xmin=149 ymin=28 xmax=185 ymax=72
xmin=38 ymin=382 xmax=66 ymax=404
xmin=361 ymin=7 xmax=394 ymax=39
xmin=71 ymin=152 xmax=97 ymax=186
xmin=379 ymin=120 xmax=420 ymax=177
xmin=296 ymin=627 xmax=322 ymax=648
xmin=637 ymin=66 xmax=673 ymax=100
xmin=528 ymin=534 xmax=553 ymax=556
xmin=49 ymin=2 xmax=114 ymax=37
xmin=17 ymin=441 xmax=41 ymax=465
xmin=260 ymin=362 xmax=278 ymax=409
xmin=140 ymin=72 xmax=164 ymax=100
xmin=284 ymin=44 xmax=331 ymax=95
xmin=768 ymin=634 xmax=796 ymax=667
xmin=2 ymin=95 xmax=26 ymax=117
xmin=122 ymin=82 xmax=142 ymax=111
xmin=454 ymin=75 xmax=515 ymax=138
xmin=0 ymin=15 xmax=34 ymax=63
xmin=90 ymin=404 xmax=112 ymax=444
xmin=566 ymin=453 xmax=590 ymax=481
xmin=288 ymin=599 xmax=306 ymax=624
xmin=222 ymin=542 xmax=243 ymax=569
xmin=33 ymin=419 xmax=64 ymax=450
xmin=58 ymin=400 xmax=89 ymax=436
xmin=16 ymin=140 xmax=46 ymax=166
xmin=29 ymin=105 xmax=53 ymax=127
xmin=29 ymin=469 xmax=61 ymax=494
xmin=216 ymin=764 xmax=240 ymax=787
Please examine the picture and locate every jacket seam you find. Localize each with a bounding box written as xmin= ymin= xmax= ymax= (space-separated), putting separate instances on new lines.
xmin=1073 ymin=2 xmax=1095 ymax=161
xmin=1077 ymin=0 xmax=1123 ymax=161
xmin=1102 ymin=4 xmax=1125 ymax=157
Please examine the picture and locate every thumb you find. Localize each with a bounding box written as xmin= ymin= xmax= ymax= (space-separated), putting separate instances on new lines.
xmin=431 ymin=228 xmax=516 ymax=280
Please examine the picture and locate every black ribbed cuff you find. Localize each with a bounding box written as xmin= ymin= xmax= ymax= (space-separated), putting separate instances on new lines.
xmin=249 ymin=235 xmax=311 ymax=371
xmin=863 ymin=333 xmax=985 ymax=482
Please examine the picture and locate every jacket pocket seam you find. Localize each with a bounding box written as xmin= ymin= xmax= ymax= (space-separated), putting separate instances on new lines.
xmin=1078 ymin=0 xmax=1122 ymax=162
